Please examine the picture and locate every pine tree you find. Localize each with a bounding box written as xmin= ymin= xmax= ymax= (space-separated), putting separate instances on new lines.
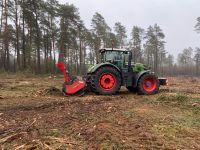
xmin=114 ymin=22 xmax=127 ymax=48
xmin=131 ymin=26 xmax=144 ymax=63
xmin=178 ymin=47 xmax=193 ymax=75
xmin=195 ymin=17 xmax=200 ymax=33
xmin=144 ymin=24 xmax=165 ymax=74
xmin=194 ymin=47 xmax=200 ymax=76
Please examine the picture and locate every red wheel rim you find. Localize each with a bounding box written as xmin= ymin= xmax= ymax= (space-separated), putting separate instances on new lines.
xmin=99 ymin=73 xmax=116 ymax=90
xmin=142 ymin=77 xmax=156 ymax=92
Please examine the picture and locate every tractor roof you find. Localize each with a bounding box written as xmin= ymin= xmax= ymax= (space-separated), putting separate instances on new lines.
xmin=99 ymin=48 xmax=129 ymax=53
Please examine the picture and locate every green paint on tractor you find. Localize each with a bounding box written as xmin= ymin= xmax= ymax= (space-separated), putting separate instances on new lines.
xmin=133 ymin=63 xmax=145 ymax=72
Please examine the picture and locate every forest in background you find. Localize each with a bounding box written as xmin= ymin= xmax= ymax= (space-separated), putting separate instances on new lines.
xmin=0 ymin=0 xmax=200 ymax=76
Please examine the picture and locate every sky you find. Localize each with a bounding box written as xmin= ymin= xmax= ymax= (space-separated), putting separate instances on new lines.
xmin=59 ymin=0 xmax=200 ymax=57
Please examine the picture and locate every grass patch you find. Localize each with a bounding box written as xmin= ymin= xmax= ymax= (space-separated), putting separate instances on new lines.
xmin=155 ymin=93 xmax=200 ymax=126
xmin=99 ymin=141 xmax=122 ymax=150
xmin=123 ymin=109 xmax=137 ymax=118
xmin=144 ymin=93 xmax=200 ymax=148
xmin=156 ymin=93 xmax=200 ymax=111
xmin=152 ymin=111 xmax=200 ymax=149
xmin=157 ymin=93 xmax=188 ymax=104
xmin=46 ymin=129 xmax=63 ymax=137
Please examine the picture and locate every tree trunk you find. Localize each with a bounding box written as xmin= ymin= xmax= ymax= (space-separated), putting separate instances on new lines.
xmin=46 ymin=29 xmax=50 ymax=73
xmin=0 ymin=0 xmax=4 ymax=69
xmin=15 ymin=0 xmax=20 ymax=70
xmin=34 ymin=6 xmax=41 ymax=73
xmin=154 ymin=46 xmax=158 ymax=74
xmin=147 ymin=48 xmax=150 ymax=66
xmin=28 ymin=24 xmax=32 ymax=68
xmin=196 ymin=60 xmax=199 ymax=76
xmin=44 ymin=30 xmax=48 ymax=73
xmin=75 ymin=48 xmax=78 ymax=74
xmin=0 ymin=1 xmax=3 ymax=32
xmin=79 ymin=38 xmax=82 ymax=74
xmin=83 ymin=44 xmax=86 ymax=74
xmin=48 ymin=15 xmax=52 ymax=73
xmin=4 ymin=0 xmax=9 ymax=71
xmin=21 ymin=0 xmax=26 ymax=70
xmin=53 ymin=36 xmax=56 ymax=73
xmin=50 ymin=16 xmax=55 ymax=73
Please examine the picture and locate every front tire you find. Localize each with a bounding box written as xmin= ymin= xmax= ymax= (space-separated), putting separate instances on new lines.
xmin=137 ymin=74 xmax=159 ymax=95
xmin=92 ymin=67 xmax=121 ymax=95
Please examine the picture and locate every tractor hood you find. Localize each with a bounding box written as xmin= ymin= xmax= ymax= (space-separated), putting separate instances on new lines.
xmin=87 ymin=64 xmax=96 ymax=73
xmin=133 ymin=63 xmax=147 ymax=72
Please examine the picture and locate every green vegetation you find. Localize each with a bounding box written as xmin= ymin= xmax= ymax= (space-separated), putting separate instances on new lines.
xmin=47 ymin=129 xmax=63 ymax=137
xmin=157 ymin=93 xmax=188 ymax=104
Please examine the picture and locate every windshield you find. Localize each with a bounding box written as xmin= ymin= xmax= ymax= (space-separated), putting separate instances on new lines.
xmin=101 ymin=51 xmax=123 ymax=62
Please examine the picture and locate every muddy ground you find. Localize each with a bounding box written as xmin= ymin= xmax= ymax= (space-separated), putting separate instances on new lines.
xmin=0 ymin=75 xmax=200 ymax=150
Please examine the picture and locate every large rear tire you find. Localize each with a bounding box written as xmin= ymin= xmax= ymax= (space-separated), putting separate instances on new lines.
xmin=137 ymin=74 xmax=159 ymax=95
xmin=91 ymin=66 xmax=121 ymax=95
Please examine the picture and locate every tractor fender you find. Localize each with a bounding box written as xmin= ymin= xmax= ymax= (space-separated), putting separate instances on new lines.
xmin=88 ymin=62 xmax=121 ymax=74
xmin=132 ymin=70 xmax=151 ymax=88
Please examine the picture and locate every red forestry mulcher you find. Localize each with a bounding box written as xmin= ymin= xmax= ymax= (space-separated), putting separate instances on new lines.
xmin=57 ymin=48 xmax=168 ymax=96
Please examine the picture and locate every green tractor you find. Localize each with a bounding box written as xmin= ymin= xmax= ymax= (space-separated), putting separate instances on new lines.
xmin=85 ymin=48 xmax=167 ymax=95
xmin=57 ymin=48 xmax=167 ymax=96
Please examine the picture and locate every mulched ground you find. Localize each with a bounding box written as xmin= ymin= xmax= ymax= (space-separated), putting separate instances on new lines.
xmin=0 ymin=75 xmax=199 ymax=150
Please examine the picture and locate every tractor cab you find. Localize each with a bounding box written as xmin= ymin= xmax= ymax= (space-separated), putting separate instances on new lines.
xmin=100 ymin=48 xmax=132 ymax=70
xmin=99 ymin=48 xmax=145 ymax=72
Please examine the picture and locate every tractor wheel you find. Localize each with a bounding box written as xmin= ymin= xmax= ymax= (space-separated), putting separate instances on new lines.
xmin=126 ymin=86 xmax=137 ymax=93
xmin=137 ymin=74 xmax=159 ymax=95
xmin=91 ymin=67 xmax=121 ymax=95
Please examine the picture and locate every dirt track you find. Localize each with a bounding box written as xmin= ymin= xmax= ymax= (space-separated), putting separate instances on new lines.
xmin=0 ymin=75 xmax=200 ymax=150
